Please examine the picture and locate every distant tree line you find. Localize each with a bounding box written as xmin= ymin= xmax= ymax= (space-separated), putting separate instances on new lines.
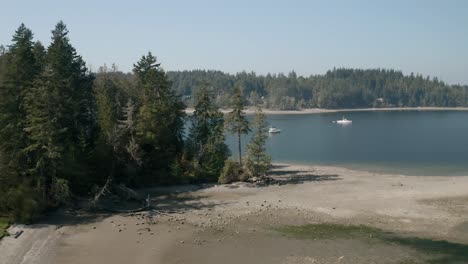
xmin=167 ymin=69 xmax=468 ymax=110
xmin=0 ymin=22 xmax=270 ymax=223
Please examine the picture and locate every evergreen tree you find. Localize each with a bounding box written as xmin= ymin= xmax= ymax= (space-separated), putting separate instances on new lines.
xmin=133 ymin=52 xmax=185 ymax=184
xmin=0 ymin=24 xmax=44 ymax=220
xmin=23 ymin=71 xmax=68 ymax=205
xmin=46 ymin=21 xmax=96 ymax=192
xmin=245 ymin=107 xmax=271 ymax=177
xmin=0 ymin=24 xmax=41 ymax=176
xmin=225 ymin=86 xmax=250 ymax=165
xmin=188 ymin=82 xmax=229 ymax=180
xmin=44 ymin=21 xmax=96 ymax=147
xmin=23 ymin=21 xmax=96 ymax=198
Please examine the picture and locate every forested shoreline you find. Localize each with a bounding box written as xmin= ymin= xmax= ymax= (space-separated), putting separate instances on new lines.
xmin=0 ymin=22 xmax=268 ymax=223
xmin=1 ymin=21 xmax=467 ymax=224
xmin=168 ymin=70 xmax=468 ymax=110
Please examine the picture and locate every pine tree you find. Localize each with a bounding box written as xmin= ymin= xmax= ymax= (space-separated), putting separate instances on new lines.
xmin=0 ymin=24 xmax=44 ymax=219
xmin=133 ymin=52 xmax=185 ymax=184
xmin=245 ymin=107 xmax=271 ymax=177
xmin=22 ymin=21 xmax=96 ymax=199
xmin=0 ymin=24 xmax=41 ymax=176
xmin=46 ymin=21 xmax=96 ymax=192
xmin=46 ymin=21 xmax=97 ymax=150
xmin=23 ymin=71 xmax=67 ymax=204
xmin=188 ymin=82 xmax=229 ymax=180
xmin=225 ymin=86 xmax=250 ymax=165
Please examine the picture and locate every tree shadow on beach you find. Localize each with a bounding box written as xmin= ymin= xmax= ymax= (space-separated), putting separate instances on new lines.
xmin=34 ymin=186 xmax=225 ymax=227
xmin=152 ymin=193 xmax=227 ymax=214
xmin=268 ymin=168 xmax=341 ymax=185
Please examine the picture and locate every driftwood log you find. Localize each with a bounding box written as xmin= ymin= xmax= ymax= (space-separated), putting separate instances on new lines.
xmin=90 ymin=174 xmax=153 ymax=213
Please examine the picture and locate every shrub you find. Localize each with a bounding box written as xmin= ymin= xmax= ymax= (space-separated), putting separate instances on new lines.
xmin=6 ymin=185 xmax=44 ymax=223
xmin=218 ymin=159 xmax=242 ymax=184
xmin=51 ymin=178 xmax=71 ymax=207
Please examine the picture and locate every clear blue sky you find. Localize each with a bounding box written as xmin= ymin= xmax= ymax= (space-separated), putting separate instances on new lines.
xmin=1 ymin=0 xmax=467 ymax=84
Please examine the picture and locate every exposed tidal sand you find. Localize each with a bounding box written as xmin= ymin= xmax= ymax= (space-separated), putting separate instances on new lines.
xmin=2 ymin=164 xmax=468 ymax=264
xmin=185 ymin=106 xmax=468 ymax=115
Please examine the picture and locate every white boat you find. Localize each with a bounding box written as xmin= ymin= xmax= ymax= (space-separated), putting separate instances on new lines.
xmin=334 ymin=117 xmax=352 ymax=124
xmin=268 ymin=126 xmax=281 ymax=133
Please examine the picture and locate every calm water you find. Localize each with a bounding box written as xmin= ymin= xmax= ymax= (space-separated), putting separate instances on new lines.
xmin=225 ymin=111 xmax=468 ymax=176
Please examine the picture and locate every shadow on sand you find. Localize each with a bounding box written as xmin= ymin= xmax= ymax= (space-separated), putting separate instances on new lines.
xmin=35 ymin=185 xmax=225 ymax=228
xmin=268 ymin=165 xmax=341 ymax=185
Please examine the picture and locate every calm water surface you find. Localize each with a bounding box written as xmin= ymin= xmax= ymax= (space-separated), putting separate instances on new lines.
xmin=225 ymin=111 xmax=468 ymax=176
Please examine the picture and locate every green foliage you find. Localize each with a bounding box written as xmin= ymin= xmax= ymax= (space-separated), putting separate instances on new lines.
xmin=225 ymin=87 xmax=250 ymax=165
xmin=218 ymin=159 xmax=243 ymax=184
xmin=132 ymin=52 xmax=186 ymax=185
xmin=4 ymin=184 xmax=45 ymax=223
xmin=0 ymin=23 xmax=42 ymax=181
xmin=0 ymin=217 xmax=10 ymax=239
xmin=0 ymin=21 xmax=98 ymax=220
xmin=168 ymin=69 xmax=468 ymax=110
xmin=187 ymin=83 xmax=229 ymax=181
xmin=51 ymin=178 xmax=71 ymax=206
xmin=245 ymin=107 xmax=271 ymax=177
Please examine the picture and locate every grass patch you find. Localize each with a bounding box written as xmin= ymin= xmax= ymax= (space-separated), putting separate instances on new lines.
xmin=0 ymin=217 xmax=10 ymax=239
xmin=276 ymin=223 xmax=468 ymax=264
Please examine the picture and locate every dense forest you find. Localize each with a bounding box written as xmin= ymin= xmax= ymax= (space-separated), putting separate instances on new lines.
xmin=0 ymin=22 xmax=269 ymax=223
xmin=1 ymin=21 xmax=467 ymax=223
xmin=168 ymin=70 xmax=468 ymax=110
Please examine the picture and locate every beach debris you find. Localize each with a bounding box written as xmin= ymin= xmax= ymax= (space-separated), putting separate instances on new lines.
xmin=92 ymin=226 xmax=96 ymax=229
xmin=13 ymin=230 xmax=24 ymax=239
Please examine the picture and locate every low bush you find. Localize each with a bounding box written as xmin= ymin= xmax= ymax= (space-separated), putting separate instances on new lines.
xmin=218 ymin=159 xmax=242 ymax=184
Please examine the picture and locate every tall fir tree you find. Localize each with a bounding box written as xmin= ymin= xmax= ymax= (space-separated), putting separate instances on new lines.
xmin=188 ymin=82 xmax=229 ymax=180
xmin=23 ymin=21 xmax=96 ymax=199
xmin=0 ymin=24 xmax=41 ymax=176
xmin=23 ymin=71 xmax=68 ymax=205
xmin=0 ymin=24 xmax=45 ymax=221
xmin=133 ymin=52 xmax=185 ymax=184
xmin=46 ymin=21 xmax=97 ymax=151
xmin=245 ymin=107 xmax=271 ymax=177
xmin=225 ymin=86 xmax=250 ymax=165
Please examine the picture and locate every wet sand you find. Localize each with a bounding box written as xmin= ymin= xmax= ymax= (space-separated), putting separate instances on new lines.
xmin=1 ymin=164 xmax=468 ymax=264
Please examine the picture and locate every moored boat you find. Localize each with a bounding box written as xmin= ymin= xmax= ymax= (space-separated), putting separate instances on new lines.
xmin=268 ymin=126 xmax=281 ymax=133
xmin=334 ymin=116 xmax=352 ymax=124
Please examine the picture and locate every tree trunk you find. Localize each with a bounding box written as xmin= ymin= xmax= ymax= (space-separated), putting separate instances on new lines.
xmin=92 ymin=160 xmax=115 ymax=205
xmin=238 ymin=132 xmax=242 ymax=166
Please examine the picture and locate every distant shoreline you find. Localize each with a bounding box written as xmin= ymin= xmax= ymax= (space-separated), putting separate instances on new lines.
xmin=185 ymin=106 xmax=468 ymax=115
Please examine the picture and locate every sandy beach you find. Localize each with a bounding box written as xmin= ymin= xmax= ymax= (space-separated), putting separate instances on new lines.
xmin=185 ymin=107 xmax=468 ymax=115
xmin=1 ymin=163 xmax=468 ymax=264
